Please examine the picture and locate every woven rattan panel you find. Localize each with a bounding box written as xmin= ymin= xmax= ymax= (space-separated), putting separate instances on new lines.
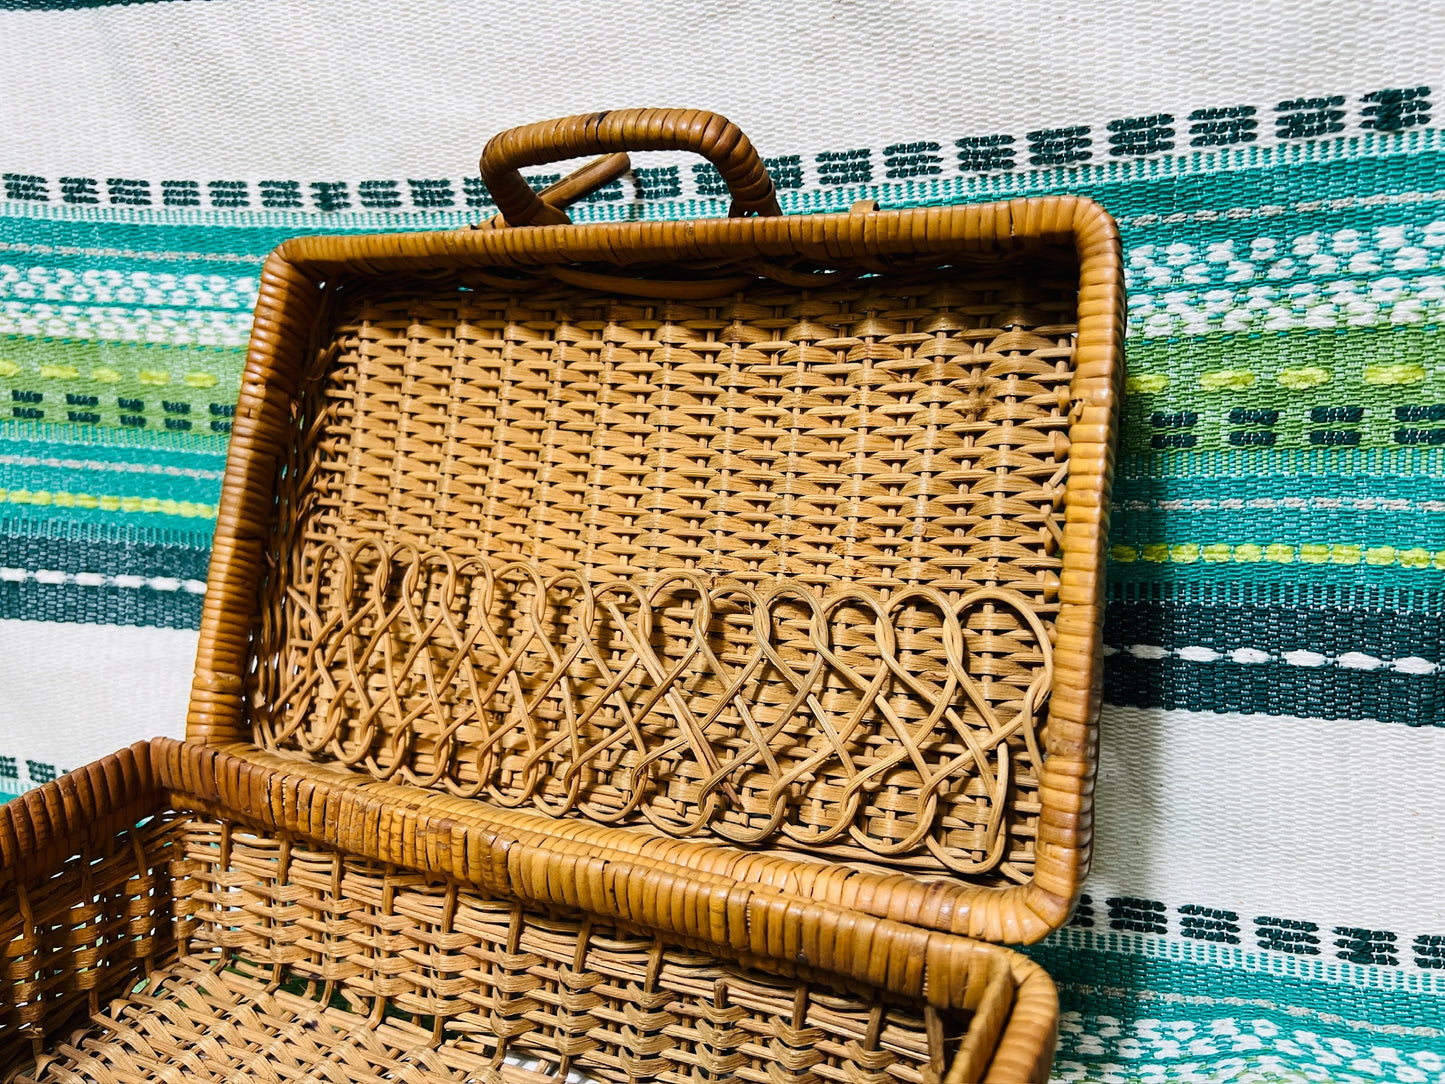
xmin=1 ymin=813 xmax=183 ymax=1047
xmin=17 ymin=817 xmax=973 ymax=1084
xmin=252 ymin=259 xmax=1079 ymax=883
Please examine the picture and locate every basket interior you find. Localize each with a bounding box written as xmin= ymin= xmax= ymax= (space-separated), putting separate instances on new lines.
xmin=249 ymin=253 xmax=1081 ymax=885
xmin=5 ymin=812 xmax=994 ymax=1084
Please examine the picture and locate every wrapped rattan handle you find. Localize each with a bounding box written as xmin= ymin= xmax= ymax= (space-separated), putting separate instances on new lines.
xmin=480 ymin=108 xmax=782 ymax=226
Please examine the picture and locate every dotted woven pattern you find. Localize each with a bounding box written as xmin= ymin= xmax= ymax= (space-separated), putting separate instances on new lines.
xmin=17 ymin=818 xmax=976 ymax=1084
xmin=251 ymin=263 xmax=1079 ymax=883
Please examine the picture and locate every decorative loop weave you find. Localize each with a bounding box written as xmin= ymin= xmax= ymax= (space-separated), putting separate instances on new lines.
xmin=255 ymin=546 xmax=1052 ymax=875
xmin=253 ymin=265 xmax=1079 ymax=881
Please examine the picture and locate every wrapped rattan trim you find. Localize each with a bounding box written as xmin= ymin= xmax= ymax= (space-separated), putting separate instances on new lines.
xmin=164 ymin=736 xmax=1060 ymax=957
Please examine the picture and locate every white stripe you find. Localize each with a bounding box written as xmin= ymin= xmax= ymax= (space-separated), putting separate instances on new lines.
xmin=0 ymin=567 xmax=207 ymax=594
xmin=0 ymin=241 xmax=259 ymax=265
xmin=1 ymin=629 xmax=1440 ymax=954
xmin=1122 ymin=498 xmax=1445 ymax=514
xmin=0 ymin=454 xmax=226 ymax=481
xmin=1105 ymin=644 xmax=1441 ymax=676
xmin=0 ymin=618 xmax=191 ymax=776
xmin=1092 ymin=707 xmax=1445 ymax=933
xmin=1 ymin=1 xmax=1441 ymax=178
xmin=1118 ymin=189 xmax=1445 ymax=227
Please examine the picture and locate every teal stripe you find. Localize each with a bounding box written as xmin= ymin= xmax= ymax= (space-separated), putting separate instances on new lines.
xmin=1120 ymin=447 xmax=1445 ymax=481
xmin=0 ymin=458 xmax=219 ymax=504
xmin=1030 ymin=935 xmax=1445 ymax=1030
xmin=1112 ymin=519 xmax=1445 ymax=553
xmin=1116 ymin=470 xmax=1445 ymax=505
xmin=0 ymin=500 xmax=213 ymax=535
xmin=1110 ymin=557 xmax=1445 ymax=591
xmin=0 ymin=432 xmax=227 ymax=473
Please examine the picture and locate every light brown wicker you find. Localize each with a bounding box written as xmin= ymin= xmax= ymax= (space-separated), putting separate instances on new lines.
xmin=0 ymin=109 xmax=1122 ymax=1084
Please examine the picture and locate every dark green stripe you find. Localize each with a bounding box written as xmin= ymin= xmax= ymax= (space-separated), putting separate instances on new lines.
xmin=1106 ymin=655 xmax=1439 ymax=726
xmin=0 ymin=521 xmax=208 ymax=627
xmin=0 ymin=511 xmax=216 ymax=550
xmin=1107 ymin=598 xmax=1444 ymax=659
xmin=996 ymin=146 xmax=1445 ymax=243
xmin=0 ymin=579 xmax=200 ymax=628
xmin=1107 ymin=578 xmax=1445 ymax=617
xmin=0 ymin=525 xmax=210 ymax=580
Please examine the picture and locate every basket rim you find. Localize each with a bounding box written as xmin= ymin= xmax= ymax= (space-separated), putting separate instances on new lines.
xmin=185 ymin=195 xmax=1125 ymax=946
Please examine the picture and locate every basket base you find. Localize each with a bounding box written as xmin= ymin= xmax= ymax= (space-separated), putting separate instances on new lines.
xmin=16 ymin=950 xmax=962 ymax=1084
xmin=17 ymin=956 xmax=559 ymax=1083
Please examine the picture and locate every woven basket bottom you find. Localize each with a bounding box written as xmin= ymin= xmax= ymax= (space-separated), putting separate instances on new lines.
xmin=18 ymin=951 xmax=976 ymax=1084
xmin=9 ymin=812 xmax=990 ymax=1084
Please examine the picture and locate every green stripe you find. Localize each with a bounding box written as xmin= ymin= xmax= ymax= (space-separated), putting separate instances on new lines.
xmin=0 ymin=428 xmax=228 ymax=471
xmin=0 ymin=339 xmax=241 ymax=431
xmin=1123 ymin=327 xmax=1445 ymax=456
xmin=1120 ymin=447 xmax=1445 ymax=482
xmin=0 ymin=417 xmax=228 ymax=454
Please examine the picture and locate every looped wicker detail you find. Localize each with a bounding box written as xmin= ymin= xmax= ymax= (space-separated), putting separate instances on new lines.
xmin=255 ymin=543 xmax=1051 ymax=876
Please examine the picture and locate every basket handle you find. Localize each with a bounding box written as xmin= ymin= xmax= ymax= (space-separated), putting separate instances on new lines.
xmin=480 ymin=108 xmax=782 ymax=226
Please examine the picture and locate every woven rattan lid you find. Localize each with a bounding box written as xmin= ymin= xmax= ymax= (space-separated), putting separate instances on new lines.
xmin=187 ymin=109 xmax=1123 ymax=944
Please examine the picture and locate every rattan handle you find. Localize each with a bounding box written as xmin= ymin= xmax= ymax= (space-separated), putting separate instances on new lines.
xmin=480 ymin=108 xmax=782 ymax=226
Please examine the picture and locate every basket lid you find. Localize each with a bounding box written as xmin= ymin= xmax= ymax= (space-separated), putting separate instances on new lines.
xmin=187 ymin=110 xmax=1123 ymax=944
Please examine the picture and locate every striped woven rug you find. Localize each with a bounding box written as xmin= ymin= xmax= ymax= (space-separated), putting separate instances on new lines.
xmin=1 ymin=2 xmax=1441 ymax=1079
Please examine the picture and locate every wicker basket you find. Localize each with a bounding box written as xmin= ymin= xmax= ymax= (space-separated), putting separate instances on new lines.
xmin=0 ymin=110 xmax=1123 ymax=1083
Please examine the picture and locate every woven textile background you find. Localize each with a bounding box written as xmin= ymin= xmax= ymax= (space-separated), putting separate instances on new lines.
xmin=1 ymin=1 xmax=1442 ymax=1079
